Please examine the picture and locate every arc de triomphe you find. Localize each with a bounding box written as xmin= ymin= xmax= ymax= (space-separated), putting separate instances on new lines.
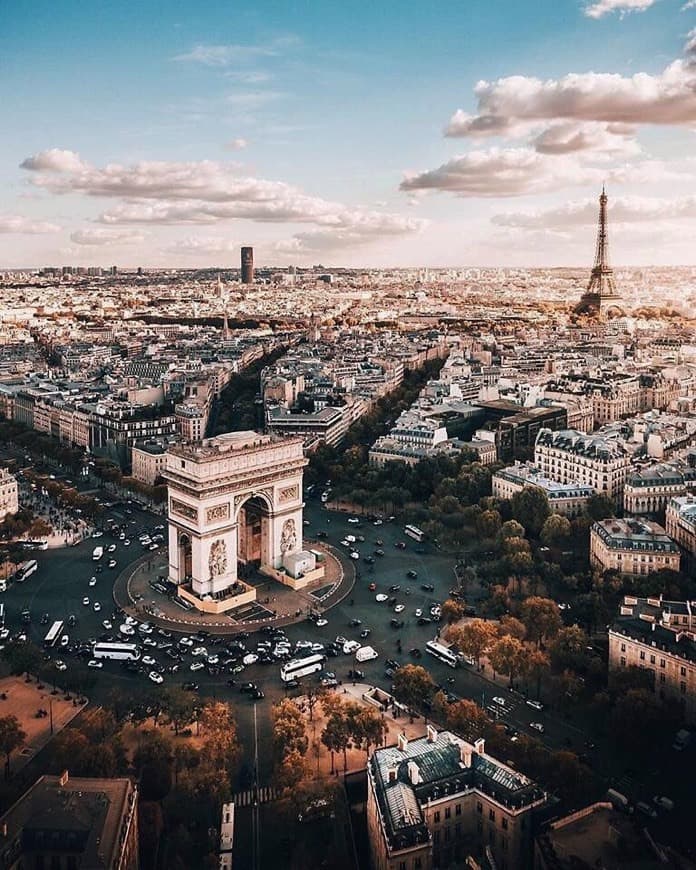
xmin=162 ymin=431 xmax=308 ymax=612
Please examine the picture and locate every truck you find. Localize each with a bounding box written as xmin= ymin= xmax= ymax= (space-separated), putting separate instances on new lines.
xmin=355 ymin=645 xmax=378 ymax=663
xmin=672 ymin=729 xmax=691 ymax=751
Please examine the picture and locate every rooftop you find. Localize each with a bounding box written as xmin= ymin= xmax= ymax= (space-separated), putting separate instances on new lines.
xmin=592 ymin=518 xmax=679 ymax=553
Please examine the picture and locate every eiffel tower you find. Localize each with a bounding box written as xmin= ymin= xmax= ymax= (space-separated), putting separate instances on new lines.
xmin=575 ymin=186 xmax=621 ymax=315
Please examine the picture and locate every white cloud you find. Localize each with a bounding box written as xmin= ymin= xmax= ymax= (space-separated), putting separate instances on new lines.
xmin=584 ymin=0 xmax=659 ymax=19
xmin=0 ymin=214 xmax=61 ymax=234
xmin=445 ymin=60 xmax=696 ymax=138
xmin=492 ymin=194 xmax=696 ymax=228
xmin=20 ymin=149 xmax=425 ymax=254
xmin=163 ymin=236 xmax=239 ymax=255
xmin=20 ymin=149 xmax=87 ymax=173
xmin=173 ymin=36 xmax=299 ymax=67
xmin=532 ymin=121 xmax=640 ymax=156
xmin=69 ymin=228 xmax=145 ymax=246
xmin=684 ymin=1 xmax=696 ymax=10
xmin=225 ymin=138 xmax=249 ymax=151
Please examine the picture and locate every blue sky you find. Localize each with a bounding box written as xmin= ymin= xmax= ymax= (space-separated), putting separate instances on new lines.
xmin=1 ymin=0 xmax=695 ymax=268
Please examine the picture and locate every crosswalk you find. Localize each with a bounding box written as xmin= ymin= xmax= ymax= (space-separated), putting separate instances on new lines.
xmin=233 ymin=786 xmax=281 ymax=807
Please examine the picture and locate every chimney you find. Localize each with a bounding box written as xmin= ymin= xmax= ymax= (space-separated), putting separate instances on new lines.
xmin=474 ymin=738 xmax=485 ymax=756
xmin=398 ymin=733 xmax=408 ymax=753
xmin=388 ymin=767 xmax=398 ymax=783
xmin=426 ymin=724 xmax=437 ymax=743
xmin=59 ymin=770 xmax=69 ymax=787
xmin=407 ymin=761 xmax=422 ymax=785
xmin=460 ymin=743 xmax=473 ymax=768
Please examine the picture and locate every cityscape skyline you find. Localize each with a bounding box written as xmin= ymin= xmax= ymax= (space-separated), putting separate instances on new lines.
xmin=1 ymin=1 xmax=696 ymax=270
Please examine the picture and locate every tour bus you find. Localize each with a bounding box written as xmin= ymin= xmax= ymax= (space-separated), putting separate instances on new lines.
xmin=92 ymin=642 xmax=141 ymax=661
xmin=44 ymin=620 xmax=64 ymax=648
xmin=92 ymin=546 xmax=104 ymax=561
xmin=425 ymin=639 xmax=459 ymax=668
xmin=25 ymin=540 xmax=49 ymax=551
xmin=404 ymin=525 xmax=425 ymax=543
xmin=280 ymin=653 xmax=326 ymax=682
xmin=15 ymin=560 xmax=38 ymax=583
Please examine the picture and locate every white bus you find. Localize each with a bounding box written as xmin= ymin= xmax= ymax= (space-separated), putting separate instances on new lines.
xmin=404 ymin=525 xmax=424 ymax=542
xmin=44 ymin=620 xmax=64 ymax=648
xmin=425 ymin=639 xmax=459 ymax=668
xmin=92 ymin=546 xmax=104 ymax=561
xmin=280 ymin=653 xmax=326 ymax=682
xmin=92 ymin=642 xmax=141 ymax=661
xmin=15 ymin=560 xmax=38 ymax=582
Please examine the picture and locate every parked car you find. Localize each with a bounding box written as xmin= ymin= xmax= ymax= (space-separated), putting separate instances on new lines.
xmin=148 ymin=671 xmax=164 ymax=684
xmin=526 ymin=699 xmax=544 ymax=711
xmin=529 ymin=722 xmax=545 ymax=733
xmin=87 ymin=659 xmax=103 ymax=669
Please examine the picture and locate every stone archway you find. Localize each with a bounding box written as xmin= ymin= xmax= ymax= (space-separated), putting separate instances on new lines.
xmin=178 ymin=533 xmax=192 ymax=582
xmin=236 ymin=494 xmax=272 ymax=570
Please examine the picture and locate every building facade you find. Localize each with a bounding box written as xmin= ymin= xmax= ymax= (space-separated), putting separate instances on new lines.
xmin=534 ymin=428 xmax=632 ymax=505
xmin=492 ymin=464 xmax=593 ymax=518
xmin=609 ymin=595 xmax=696 ymax=722
xmin=0 ymin=467 xmax=19 ymax=522
xmin=590 ymin=518 xmax=680 ymax=576
xmin=665 ymin=496 xmax=696 ymax=567
xmin=624 ymin=463 xmax=696 ymax=517
xmin=0 ymin=772 xmax=139 ymax=870
xmin=367 ymin=728 xmax=547 ymax=870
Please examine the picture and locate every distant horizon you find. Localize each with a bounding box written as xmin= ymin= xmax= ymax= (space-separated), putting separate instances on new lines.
xmin=2 ymin=1 xmax=696 ymax=268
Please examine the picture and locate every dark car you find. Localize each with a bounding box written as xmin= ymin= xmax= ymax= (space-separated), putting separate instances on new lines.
xmin=417 ymin=616 xmax=432 ymax=626
xmin=359 ymin=629 xmax=371 ymax=639
xmin=239 ymin=682 xmax=258 ymax=694
xmin=386 ymin=660 xmax=401 ymax=671
xmin=284 ymin=679 xmax=299 ymax=689
xmin=406 ymin=570 xmax=418 ymax=579
xmin=347 ymin=669 xmax=365 ymax=680
xmin=251 ymin=688 xmax=265 ymax=700
xmin=390 ymin=619 xmax=405 ymax=629
xmin=388 ymin=584 xmax=401 ymax=592
xmin=409 ymin=647 xmax=422 ymax=658
xmin=363 ymin=556 xmax=375 ymax=564
xmin=421 ymin=583 xmax=435 ymax=592
xmin=374 ymin=549 xmax=385 ymax=557
xmin=325 ymin=647 xmax=339 ymax=657
xmin=350 ymin=618 xmax=362 ymax=627
xmin=384 ymin=668 xmax=395 ymax=678
xmin=395 ymin=542 xmax=406 ymax=550
xmin=316 ymin=531 xmax=328 ymax=539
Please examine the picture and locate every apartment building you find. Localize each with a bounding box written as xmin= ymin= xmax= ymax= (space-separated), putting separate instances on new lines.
xmin=492 ymin=463 xmax=593 ymax=518
xmin=590 ymin=518 xmax=680 ymax=576
xmin=0 ymin=467 xmax=18 ymax=522
xmin=131 ymin=437 xmax=179 ymax=485
xmin=534 ymin=428 xmax=632 ymax=506
xmin=624 ymin=462 xmax=696 ymax=516
xmin=367 ymin=728 xmax=547 ymax=870
xmin=266 ymin=403 xmax=351 ymax=448
xmin=665 ymin=496 xmax=696 ymax=566
xmin=0 ymin=772 xmax=139 ymax=870
xmin=590 ymin=375 xmax=641 ymax=425
xmin=609 ymin=595 xmax=696 ymax=722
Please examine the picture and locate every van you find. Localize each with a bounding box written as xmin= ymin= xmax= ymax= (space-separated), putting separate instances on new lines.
xmin=606 ymin=788 xmax=630 ymax=810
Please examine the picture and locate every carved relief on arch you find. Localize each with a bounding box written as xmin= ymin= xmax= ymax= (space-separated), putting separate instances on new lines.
xmin=278 ymin=484 xmax=299 ymax=504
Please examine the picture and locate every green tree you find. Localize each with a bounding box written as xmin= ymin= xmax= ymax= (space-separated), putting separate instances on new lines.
xmin=511 ymin=486 xmax=550 ymax=537
xmin=321 ymin=709 xmax=349 ymax=774
xmin=446 ymin=619 xmax=497 ymax=668
xmin=519 ymin=596 xmax=562 ymax=648
xmin=445 ymin=699 xmax=491 ymax=741
xmin=540 ymin=514 xmax=572 ymax=548
xmin=498 ymin=615 xmax=527 ymax=641
xmin=392 ymin=665 xmax=436 ymax=721
xmin=272 ymin=698 xmax=309 ymax=763
xmin=476 ymin=509 xmax=502 ymax=540
xmin=0 ymin=715 xmax=26 ymax=779
xmin=586 ymin=493 xmax=615 ymax=521
xmin=548 ymin=625 xmax=589 ymax=673
xmin=521 ymin=649 xmax=550 ymax=699
xmin=500 ymin=519 xmax=525 ymax=540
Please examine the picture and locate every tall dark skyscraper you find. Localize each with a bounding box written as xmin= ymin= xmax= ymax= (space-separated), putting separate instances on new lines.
xmin=241 ymin=246 xmax=254 ymax=284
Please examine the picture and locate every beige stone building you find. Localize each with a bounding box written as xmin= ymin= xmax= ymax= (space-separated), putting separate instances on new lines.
xmin=367 ymin=728 xmax=547 ymax=870
xmin=0 ymin=467 xmax=18 ymax=522
xmin=666 ymin=496 xmax=696 ymax=566
xmin=623 ymin=462 xmax=696 ymax=516
xmin=534 ymin=428 xmax=632 ymax=506
xmin=492 ymin=463 xmax=593 ymax=518
xmin=131 ymin=438 xmax=178 ymax=485
xmin=609 ymin=595 xmax=696 ymax=722
xmin=590 ymin=518 xmax=680 ymax=576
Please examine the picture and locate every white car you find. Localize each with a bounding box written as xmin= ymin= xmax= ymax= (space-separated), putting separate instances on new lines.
xmin=108 ymin=559 xmax=117 ymax=569
xmin=375 ymin=594 xmax=389 ymax=602
xmin=123 ymin=539 xmax=130 ymax=546
xmin=526 ymin=699 xmax=544 ymax=711
xmin=348 ymin=517 xmax=360 ymax=524
xmin=343 ymin=640 xmax=361 ymax=655
xmin=148 ymin=543 xmax=159 ymax=551
xmin=55 ymin=660 xmax=67 ymax=671
xmin=102 ymin=619 xmax=112 ymax=630
xmin=125 ymin=615 xmax=138 ymax=626
xmin=311 ymin=643 xmax=325 ymax=653
xmin=179 ymin=636 xmax=194 ymax=647
xmin=119 ymin=624 xmax=135 ymax=636
xmin=91 ymin=531 xmax=103 ymax=538
xmin=190 ymin=661 xmax=204 ymax=672
xmin=60 ymin=635 xmax=69 ymax=647
xmin=108 ymin=544 xmax=116 ymax=553
xmin=88 ymin=576 xmax=97 ymax=587
xmin=345 ymin=535 xmax=356 ymax=543
xmin=192 ymin=646 xmax=207 ymax=657
xmin=340 ymin=540 xmax=350 ymax=548
xmin=148 ymin=671 xmax=164 ymax=684
xmin=316 ymin=618 xmax=328 ymax=627
xmin=394 ymin=604 xmax=405 ymax=613
xmin=529 ymin=722 xmax=545 ymax=733
xmin=87 ymin=659 xmax=103 ymax=669
xmin=243 ymin=653 xmax=259 ymax=665
xmin=350 ymin=551 xmax=360 ymax=560
xmin=82 ymin=596 xmax=90 ymax=606
xmin=414 ymin=608 xmax=423 ymax=617
xmin=373 ymin=519 xmax=383 ymax=526
xmin=119 ymin=532 xmax=126 ymax=540
xmin=93 ymin=602 xmax=101 ymax=612
xmin=142 ymin=655 xmax=156 ymax=666
xmin=492 ymin=697 xmax=506 ymax=707
xmin=206 ymin=655 xmax=219 ymax=665
xmin=138 ymin=623 xmax=153 ymax=634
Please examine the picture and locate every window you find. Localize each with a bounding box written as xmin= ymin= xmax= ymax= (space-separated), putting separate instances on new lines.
xmin=620 ymin=656 xmax=626 ymax=667
xmin=455 ymin=803 xmax=461 ymax=816
xmin=476 ymin=802 xmax=482 ymax=814
xmin=660 ymin=673 xmax=666 ymax=684
xmin=681 ymin=681 xmax=687 ymax=694
xmin=434 ymin=811 xmax=440 ymax=823
xmin=502 ymin=817 xmax=508 ymax=830
xmin=444 ymin=827 xmax=451 ymax=842
xmin=620 ymin=643 xmax=626 ymax=652
xmin=650 ymin=655 xmax=655 ymax=664
xmin=455 ymin=822 xmax=461 ymax=838
xmin=640 ymin=651 xmax=645 ymax=661
xmin=489 ymin=809 xmax=496 ymax=822
xmin=445 ymin=807 xmax=451 ymax=820
xmin=433 ymin=830 xmax=440 ymax=844
xmin=660 ymin=659 xmax=666 ymax=668
xmin=399 ymin=863 xmax=406 ymax=870
xmin=477 ymin=819 xmax=483 ymax=834
xmin=681 ymin=667 xmax=687 ymax=677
